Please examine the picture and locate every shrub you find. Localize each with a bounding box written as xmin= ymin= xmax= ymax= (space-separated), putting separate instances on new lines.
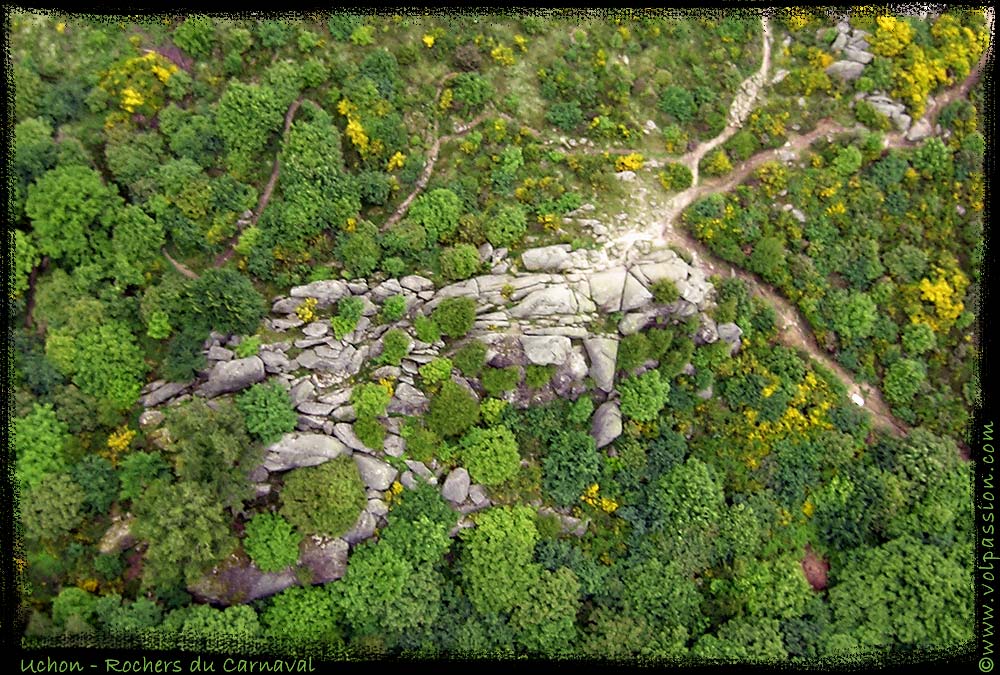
xmin=567 ymin=395 xmax=593 ymax=424
xmin=243 ymin=513 xmax=302 ymax=572
xmin=378 ymin=329 xmax=411 ymax=366
xmin=419 ymin=357 xmax=453 ymax=388
xmin=545 ymin=101 xmax=584 ymax=132
xmin=541 ymin=430 xmax=600 ymax=507
xmin=183 ymin=268 xmax=267 ymax=337
xmin=280 ymin=457 xmax=366 ymax=537
xmin=174 ymin=17 xmax=215 ymax=60
xmin=414 ymin=315 xmax=441 ymax=344
xmin=440 ymin=244 xmax=480 ymax=281
xmin=485 ymin=205 xmax=528 ymax=249
xmin=399 ymin=418 xmax=441 ymax=463
xmin=331 ymin=296 xmax=364 ymax=339
xmin=902 ymin=322 xmax=936 ymax=355
xmin=237 ymin=381 xmax=298 ymax=445
xmin=454 ymin=340 xmax=487 ymax=377
xmin=380 ymin=295 xmax=407 ymax=323
xmin=460 ymin=425 xmax=521 ymax=486
xmin=432 ymin=297 xmax=476 ymax=338
xmin=651 ymin=278 xmax=681 ymax=304
xmin=351 ymin=382 xmax=392 ymax=418
xmin=70 ymin=455 xmax=120 ymax=515
xmin=658 ymin=86 xmax=696 ymax=123
xmin=353 ymin=416 xmax=386 ymax=450
xmin=427 ymin=380 xmax=480 ymax=438
xmin=14 ymin=403 xmax=69 ymax=490
xmin=619 ymin=369 xmax=671 ymax=422
xmin=883 ymin=359 xmax=926 ymax=406
xmin=481 ymin=366 xmax=521 ymax=397
xmin=162 ymin=328 xmax=208 ymax=382
xmin=480 ymin=398 xmax=508 ymax=426
xmin=702 ymin=149 xmax=733 ymax=177
xmin=21 ymin=473 xmax=86 ymax=542
xmin=118 ymin=451 xmax=171 ymax=502
xmin=525 ymin=365 xmax=555 ymax=390
xmin=617 ymin=333 xmax=651 ymax=373
xmin=234 ymin=335 xmax=261 ymax=358
xmin=658 ymin=163 xmax=693 ymax=191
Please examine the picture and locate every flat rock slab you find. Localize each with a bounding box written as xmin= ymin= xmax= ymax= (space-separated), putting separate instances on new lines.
xmin=289 ymin=279 xmax=350 ymax=307
xmin=198 ymin=357 xmax=265 ymax=398
xmin=189 ymin=559 xmax=298 ymax=607
xmin=521 ymin=244 xmax=572 ymax=272
xmin=354 ymin=454 xmax=398 ymax=491
xmin=520 ymin=335 xmax=573 ymax=366
xmin=263 ymin=432 xmax=348 ymax=473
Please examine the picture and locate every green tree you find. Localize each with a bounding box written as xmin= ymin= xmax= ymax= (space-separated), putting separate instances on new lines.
xmin=216 ymin=81 xmax=285 ymax=175
xmin=510 ymin=566 xmax=581 ymax=654
xmin=427 ymin=380 xmax=480 ymax=438
xmin=14 ymin=403 xmax=69 ymax=490
xmin=66 ymin=321 xmax=148 ymax=411
xmin=262 ymin=585 xmax=344 ymax=646
xmin=173 ymin=16 xmax=216 ymax=59
xmin=459 ymin=425 xmax=521 ymax=486
xmin=618 ymin=369 xmax=671 ymax=422
xmin=131 ymin=480 xmax=237 ymax=588
xmin=243 ymin=512 xmax=302 ymax=572
xmin=12 ymin=230 xmax=41 ymax=299
xmin=408 ymin=188 xmax=462 ymax=243
xmin=460 ymin=506 xmax=541 ymax=615
xmin=237 ymin=381 xmax=298 ymax=445
xmin=902 ymin=322 xmax=936 ymax=355
xmin=440 ymin=244 xmax=481 ymax=281
xmin=658 ymin=86 xmax=696 ymax=123
xmin=748 ymin=236 xmax=787 ymax=283
xmin=118 ymin=452 xmax=171 ymax=502
xmin=485 ymin=204 xmax=528 ymax=248
xmin=71 ymin=456 xmax=120 ymax=515
xmin=541 ymin=429 xmax=600 ymax=507
xmin=830 ymin=290 xmax=878 ymax=342
xmin=692 ymin=617 xmax=788 ymax=662
xmin=432 ymin=297 xmax=476 ymax=338
xmin=20 ymin=473 xmax=86 ymax=542
xmin=181 ymin=268 xmax=267 ymax=336
xmin=883 ymin=358 xmax=926 ymax=405
xmin=280 ymin=457 xmax=366 ymax=537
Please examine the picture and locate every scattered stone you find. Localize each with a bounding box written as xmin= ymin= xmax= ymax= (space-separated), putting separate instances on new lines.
xmin=271 ymin=297 xmax=302 ymax=314
xmin=334 ymin=423 xmax=374 ymax=453
xmin=138 ymin=410 xmax=165 ymax=430
xmin=826 ymin=60 xmax=865 ymax=81
xmin=302 ymin=322 xmax=328 ymax=338
xmin=405 ymin=460 xmax=436 ymax=483
xmin=141 ymin=381 xmax=190 ymax=407
xmin=342 ymin=510 xmax=377 ymax=545
xmin=384 ymin=434 xmax=406 ymax=457
xmin=198 ymin=357 xmax=265 ymax=398
xmin=289 ymin=279 xmax=350 ymax=307
xmin=299 ymin=536 xmax=349 ymax=584
xmin=259 ymin=350 xmax=292 ymax=374
xmin=468 ymin=484 xmax=489 ymax=507
xmin=591 ymin=401 xmax=623 ymax=449
xmin=441 ymin=468 xmax=471 ymax=504
xmin=288 ymin=379 xmax=315 ymax=407
xmin=353 ymin=454 xmax=397 ymax=491
xmin=615 ymin=170 xmax=636 ymax=182
xmin=207 ymin=345 xmax=234 ymax=361
xmin=262 ymin=432 xmax=348 ymax=473
xmin=905 ymin=118 xmax=932 ymax=142
xmin=844 ymin=48 xmax=873 ymax=63
xmin=399 ymin=471 xmax=419 ymax=490
xmin=297 ymin=401 xmax=335 ymax=417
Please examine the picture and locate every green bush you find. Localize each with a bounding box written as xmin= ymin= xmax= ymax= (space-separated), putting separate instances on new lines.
xmin=454 ymin=340 xmax=487 ymax=377
xmin=234 ymin=335 xmax=261 ymax=358
xmin=658 ymin=163 xmax=694 ymax=191
xmin=353 ymin=416 xmax=386 ymax=450
xmin=380 ymin=295 xmax=407 ymax=323
xmin=331 ymin=296 xmax=364 ymax=340
xmin=399 ymin=418 xmax=441 ymax=463
xmin=545 ymin=100 xmax=584 ymax=132
xmin=619 ymin=369 xmax=671 ymax=422
xmin=118 ymin=452 xmax=171 ymax=502
xmin=419 ymin=357 xmax=454 ymax=388
xmin=486 ymin=204 xmax=529 ymax=249
xmin=617 ymin=333 xmax=651 ymax=373
xmin=525 ymin=365 xmax=555 ymax=389
xmin=21 ymin=473 xmax=86 ymax=542
xmin=351 ymin=383 xmax=392 ymax=418
xmin=237 ymin=381 xmax=298 ymax=445
xmin=174 ymin=17 xmax=216 ymax=59
xmin=440 ymin=244 xmax=481 ymax=281
xmin=243 ymin=513 xmax=302 ymax=572
xmin=432 ymin=297 xmax=476 ymax=338
xmin=460 ymin=425 xmax=521 ymax=487
xmin=280 ymin=457 xmax=366 ymax=537
xmin=651 ymin=278 xmax=681 ymax=304
xmin=541 ymin=429 xmax=600 ymax=507
xmin=481 ymin=366 xmax=521 ymax=397
xmin=883 ymin=359 xmax=926 ymax=406
xmin=378 ymin=328 xmax=411 ymax=366
xmin=658 ymin=86 xmax=696 ymax=123
xmin=427 ymin=380 xmax=480 ymax=438
xmin=414 ymin=315 xmax=441 ymax=344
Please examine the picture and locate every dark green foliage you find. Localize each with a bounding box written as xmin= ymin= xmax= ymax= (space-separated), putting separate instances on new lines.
xmin=182 ymin=268 xmax=267 ymax=336
xmin=21 ymin=473 xmax=86 ymax=542
xmin=380 ymin=295 xmax=407 ymax=323
xmin=280 ymin=457 xmax=366 ymax=537
xmin=132 ymin=480 xmax=237 ymax=588
xmin=541 ymin=429 xmax=600 ymax=507
xmin=237 ymin=381 xmax=298 ymax=445
xmin=658 ymin=85 xmax=696 ymax=123
xmin=243 ymin=513 xmax=302 ymax=572
xmin=432 ymin=297 xmax=476 ymax=338
xmin=440 ymin=244 xmax=480 ymax=281
xmin=617 ymin=333 xmax=651 ymax=373
xmin=413 ymin=315 xmax=442 ymax=344
xmin=118 ymin=452 xmax=171 ymax=502
xmin=459 ymin=425 xmax=521 ymax=486
xmin=485 ymin=204 xmax=528 ymax=249
xmin=263 ymin=585 xmax=344 ymax=646
xmin=162 ymin=327 xmax=208 ymax=382
xmin=481 ymin=366 xmax=521 ymax=397
xmin=71 ymin=456 xmax=119 ymax=515
xmin=510 ymin=567 xmax=581 ymax=654
xmin=452 ymin=72 xmax=494 ymax=112
xmin=545 ymin=100 xmax=584 ymax=132
xmin=427 ymin=380 xmax=480 ymax=438
xmin=339 ymin=220 xmax=382 ymax=278
xmin=408 ymin=188 xmax=462 ymax=243
xmin=453 ymin=340 xmax=487 ymax=377
xmin=378 ymin=328 xmax=411 ymax=366
xmin=657 ymin=162 xmax=694 ymax=191
xmin=883 ymin=358 xmax=926 ymax=406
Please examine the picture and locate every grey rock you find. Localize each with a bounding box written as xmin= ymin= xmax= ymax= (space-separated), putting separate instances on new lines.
xmin=342 ymin=510 xmax=377 ymax=545
xmin=289 ymin=379 xmax=315 ymax=407
xmin=384 ymin=434 xmax=406 ymax=457
xmin=400 ymin=470 xmax=419 ymax=490
xmin=294 ymin=349 xmax=335 ymax=372
xmin=294 ymin=337 xmax=328 ymax=349
xmin=367 ymin=498 xmax=389 ymax=518
xmin=207 ymin=345 xmax=234 ymax=361
xmin=621 ymin=272 xmax=653 ymax=312
xmin=521 ymin=244 xmax=570 ymax=272
xmin=618 ymin=310 xmax=656 ymax=336
xmin=371 ymin=278 xmax=404 ymax=303
xmin=892 ymin=113 xmax=912 ymax=132
xmin=297 ymin=413 xmax=326 ymax=432
xmin=138 ymin=410 xmax=165 ymax=430
xmin=263 ymin=432 xmax=348 ymax=472
xmin=387 ymin=382 xmax=429 ymax=416
xmin=400 ymin=275 xmax=434 ymax=293
xmin=335 ymin=423 xmax=376 ymax=453
xmin=189 ymin=561 xmax=298 ymax=606
xmin=302 ymin=322 xmax=328 ymax=338
xmin=99 ymin=515 xmax=136 ymax=554
xmin=372 ymin=365 xmax=402 ymax=381
xmin=615 ymin=170 xmax=636 ymax=182
xmin=405 ymin=460 xmax=435 ymax=482
xmin=289 ymin=279 xmax=350 ymax=307
xmin=441 ymin=468 xmax=471 ymax=504
xmin=259 ymin=350 xmax=292 ymax=374
xmin=790 ymin=208 xmax=807 ymax=224
xmin=843 ymin=48 xmax=873 ymax=64
xmin=520 ymin=335 xmax=573 ymax=366
xmin=906 ymin=118 xmax=932 ymax=141
xmin=697 ymin=385 xmax=714 ymax=400
xmin=332 ymin=405 xmax=357 ymax=422
xmin=141 ymin=381 xmax=190 ymax=407
xmin=478 ymin=242 xmax=494 ymax=263
xmin=826 ymin=60 xmax=865 ymax=81
xmin=717 ymin=322 xmax=744 ymax=345
xmin=271 ymin=297 xmax=302 ymax=314
xmin=695 ymin=317 xmax=719 ymax=345
xmin=588 ymin=268 xmax=628 ymax=311
xmin=318 ymin=388 xmax=352 ymax=406
xmin=347 ymin=280 xmax=369 ymax=295
xmin=199 ymin=357 xmax=265 ymax=398
xmin=468 ymin=484 xmax=489 ymax=507
xmin=299 ymin=536 xmax=349 ymax=584
xmin=509 ymin=286 xmax=586 ymax=318
xmin=297 ymin=401 xmax=335 ymax=417
xmin=831 ymin=32 xmax=848 ymax=51
xmin=591 ymin=401 xmax=623 ymax=449
xmin=584 ymin=337 xmax=618 ymax=393
xmin=354 ymin=454 xmax=398 ymax=491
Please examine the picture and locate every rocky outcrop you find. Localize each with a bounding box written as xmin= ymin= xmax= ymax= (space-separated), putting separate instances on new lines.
xmin=262 ymin=432 xmax=349 ymax=473
xmin=198 ymin=356 xmax=265 ymax=398
xmin=584 ymin=337 xmax=618 ymax=393
xmin=591 ymin=401 xmax=623 ymax=449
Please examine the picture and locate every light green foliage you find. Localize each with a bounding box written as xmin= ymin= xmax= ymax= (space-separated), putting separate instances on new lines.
xmin=331 ymin=296 xmax=364 ymax=340
xmin=64 ymin=321 xmax=148 ymax=411
xmin=459 ymin=425 xmax=521 ymax=486
xmin=618 ymin=369 xmax=671 ymax=422
xmin=408 ymin=188 xmax=462 ymax=243
xmin=280 ymin=457 xmax=366 ymax=537
xmin=377 ymin=328 xmax=411 ymax=366
xmin=427 ymin=380 xmax=480 ymax=438
xmin=216 ymin=80 xmax=284 ymax=172
xmin=380 ymin=295 xmax=407 ymax=323
xmin=262 ymin=585 xmax=344 ymax=645
xmin=21 ymin=473 xmax=86 ymax=542
xmin=692 ymin=616 xmax=788 ymax=662
xmin=353 ymin=416 xmax=385 ymax=450
xmin=461 ymin=506 xmax=540 ymax=615
xmin=12 ymin=230 xmax=41 ymax=299
xmin=485 ymin=204 xmax=528 ymax=248
xmin=883 ymin=358 xmax=926 ymax=405
xmin=617 ymin=333 xmax=651 ymax=373
xmin=413 ymin=314 xmax=441 ymax=344
xmin=177 ymin=604 xmax=263 ymax=652
xmin=418 ymin=357 xmax=453 ymax=387
xmin=52 ymin=587 xmax=96 ymax=630
xmin=351 ymin=382 xmax=392 ymax=418
xmin=234 ymin=335 xmax=262 ymax=358
xmin=25 ymin=164 xmax=122 ymax=266
xmin=453 ymin=340 xmax=487 ymax=377
xmin=399 ymin=419 xmax=441 ymax=464
xmin=432 ymin=297 xmax=476 ymax=338
xmin=243 ymin=513 xmax=303 ymax=572
xmin=567 ymin=395 xmax=593 ymax=424
xmin=902 ymin=322 xmax=936 ymax=355
xmin=510 ymin=567 xmax=581 ymax=654
xmin=622 ymin=555 xmax=707 ymax=636
xmin=830 ymin=290 xmax=877 ymax=342
xmin=481 ymin=365 xmax=521 ymax=397
xmin=451 ymin=72 xmax=495 ymax=111
xmin=14 ymin=403 xmax=69 ymax=490
xmin=173 ymin=16 xmax=215 ymax=59
xmin=658 ymin=162 xmax=694 ymax=191
xmin=440 ymin=243 xmax=480 ymax=281
xmin=831 ymin=145 xmax=864 ymax=177
xmin=339 ymin=221 xmax=382 ymax=278
xmin=525 ymin=364 xmax=555 ymax=389
xmin=110 ymin=206 xmax=165 ymax=282
xmin=118 ymin=452 xmax=171 ymax=502
xmin=131 ymin=479 xmax=237 ymax=588
xmin=237 ymin=382 xmax=298 ymax=445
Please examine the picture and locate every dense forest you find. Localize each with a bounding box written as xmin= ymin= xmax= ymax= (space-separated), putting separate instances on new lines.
xmin=8 ymin=7 xmax=987 ymax=666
